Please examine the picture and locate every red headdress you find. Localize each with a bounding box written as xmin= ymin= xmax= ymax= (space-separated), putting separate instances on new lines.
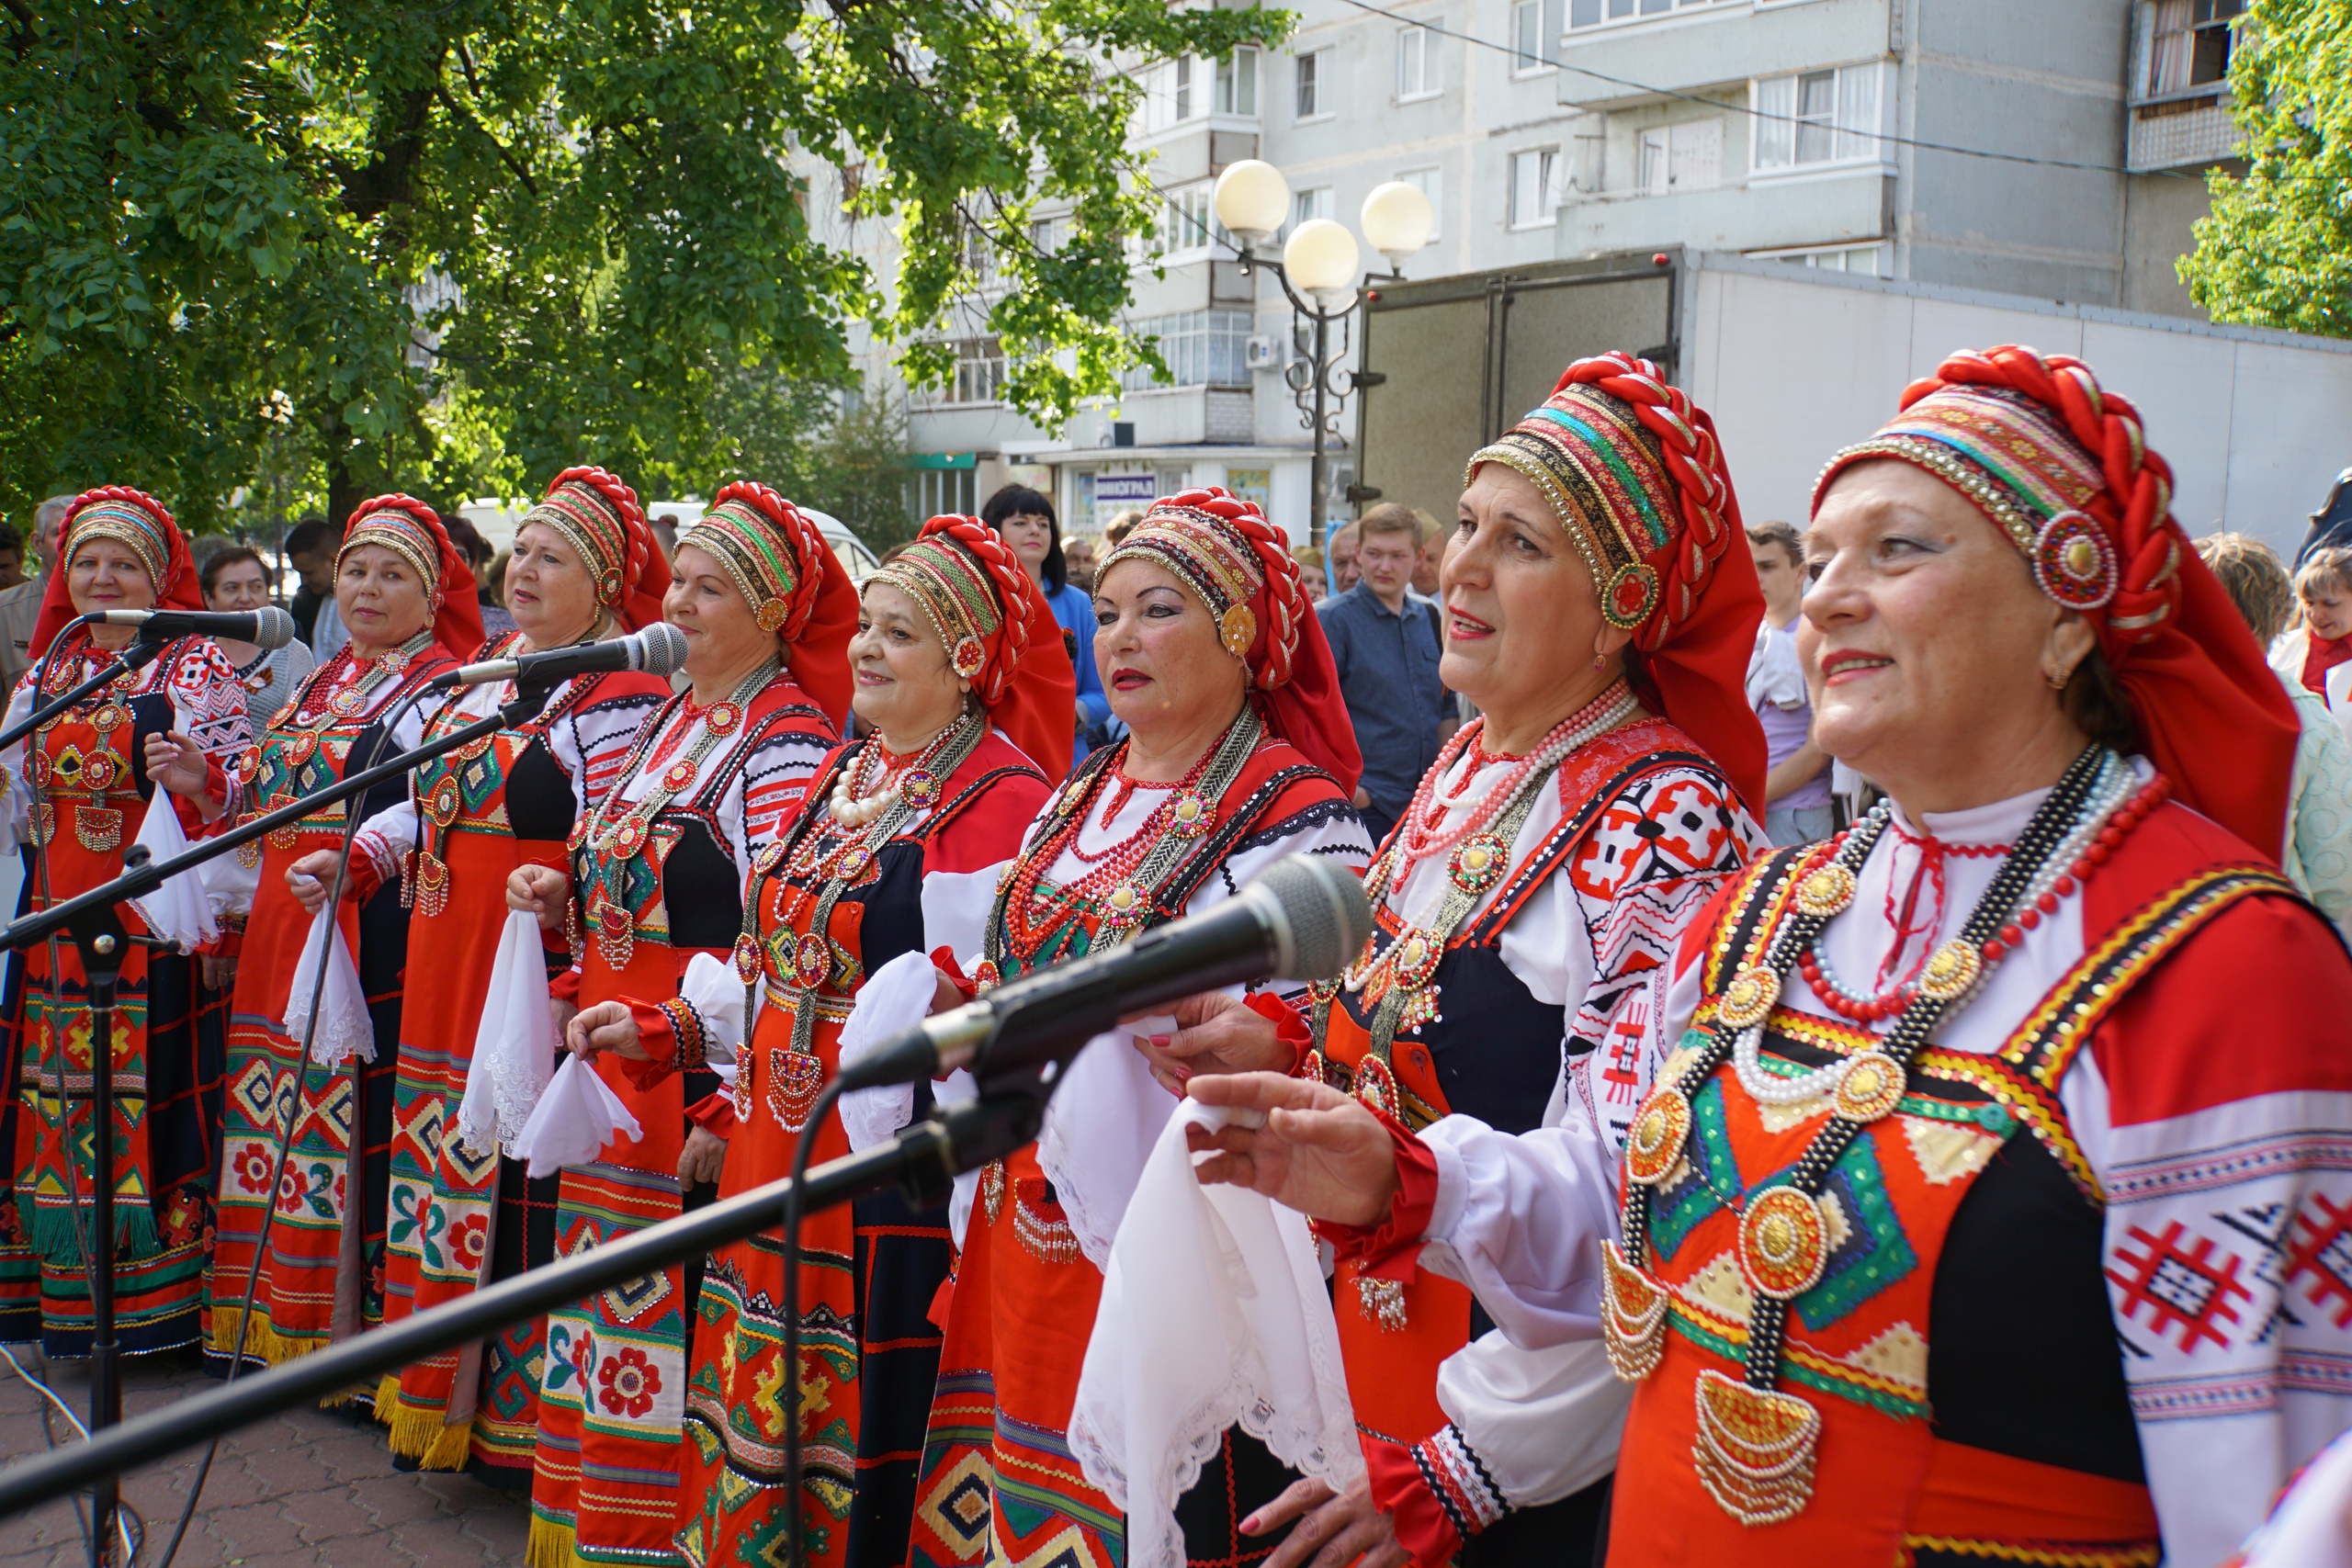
xmin=874 ymin=515 xmax=1079 ymax=777
xmin=337 ymin=494 xmax=486 ymax=659
xmin=1465 ymin=353 xmax=1769 ymax=812
xmin=525 ymin=466 xmax=670 ymax=632
xmin=1098 ymin=486 xmax=1362 ymax=795
xmin=679 ymin=481 xmax=859 ymax=728
xmin=1813 ymin=344 xmax=2300 ymax=859
xmin=31 ymin=486 xmax=205 ymax=658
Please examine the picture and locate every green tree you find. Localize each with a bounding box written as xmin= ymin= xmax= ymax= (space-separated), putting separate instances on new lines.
xmin=0 ymin=1 xmax=1288 ymax=528
xmin=2179 ymin=0 xmax=2352 ymax=336
xmin=709 ymin=367 xmax=915 ymax=554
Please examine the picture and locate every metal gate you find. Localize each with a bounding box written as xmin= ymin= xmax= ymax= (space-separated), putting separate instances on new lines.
xmin=1351 ymin=249 xmax=1681 ymax=525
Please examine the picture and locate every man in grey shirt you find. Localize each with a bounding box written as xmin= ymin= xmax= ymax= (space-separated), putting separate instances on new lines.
xmin=1317 ymin=504 xmax=1453 ymax=847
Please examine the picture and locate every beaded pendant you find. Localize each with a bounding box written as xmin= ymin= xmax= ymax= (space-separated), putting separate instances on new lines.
xmin=1600 ymin=1240 xmax=1667 ymax=1381
xmin=1833 ymin=1052 xmax=1905 ymax=1122
xmin=1447 ymin=832 xmax=1509 ymax=896
xmin=1168 ymin=792 xmax=1211 ymax=838
xmin=791 ymin=931 xmax=832 ymax=989
xmin=661 ymin=756 xmax=699 ymax=793
xmin=1623 ymin=1087 xmax=1691 ymax=1186
xmin=733 ymin=932 xmax=763 ymax=985
xmin=1692 ymin=1371 xmax=1822 ymax=1527
xmin=1916 ymin=939 xmax=1981 ymax=1001
xmin=1715 ymin=966 xmax=1781 ymax=1029
xmin=704 ymin=701 xmax=742 ymax=737
xmin=1792 ymin=862 xmax=1856 ymax=918
xmin=901 ymin=768 xmax=941 ymax=811
xmin=1737 ymin=1187 xmax=1829 ymax=1300
xmin=769 ymin=1044 xmax=825 ymax=1132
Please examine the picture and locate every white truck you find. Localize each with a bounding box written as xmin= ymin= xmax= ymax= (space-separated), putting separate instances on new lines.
xmin=1352 ymin=247 xmax=2352 ymax=562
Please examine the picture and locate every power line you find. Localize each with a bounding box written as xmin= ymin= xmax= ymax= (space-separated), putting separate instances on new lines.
xmin=1325 ymin=0 xmax=2222 ymax=182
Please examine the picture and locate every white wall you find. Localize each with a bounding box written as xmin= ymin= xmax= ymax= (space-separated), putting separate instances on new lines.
xmin=1686 ymin=254 xmax=2352 ymax=558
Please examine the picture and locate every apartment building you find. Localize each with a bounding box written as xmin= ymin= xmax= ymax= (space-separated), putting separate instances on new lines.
xmin=852 ymin=0 xmax=2245 ymax=541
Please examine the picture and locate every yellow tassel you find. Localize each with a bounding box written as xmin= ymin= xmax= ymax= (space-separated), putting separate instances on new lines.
xmin=208 ymin=1305 xmax=322 ymax=1368
xmin=379 ymin=1382 xmax=474 ymax=1471
xmin=526 ymin=1515 xmax=582 ymax=1568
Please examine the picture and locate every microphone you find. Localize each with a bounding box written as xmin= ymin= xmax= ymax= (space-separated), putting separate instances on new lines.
xmin=90 ymin=606 xmax=297 ymax=649
xmin=428 ymin=624 xmax=689 ymax=691
xmin=834 ymin=852 xmax=1373 ymax=1094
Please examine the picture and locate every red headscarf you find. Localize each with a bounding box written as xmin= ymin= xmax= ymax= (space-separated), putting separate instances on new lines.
xmin=874 ymin=514 xmax=1079 ymax=777
xmin=526 ymin=466 xmax=670 ymax=633
xmin=677 ymin=481 xmax=860 ymax=729
xmin=1099 ymin=486 xmax=1362 ymax=795
xmin=1465 ymin=353 xmax=1769 ymax=812
xmin=1813 ymin=344 xmax=2300 ymax=860
xmin=338 ymin=494 xmax=486 ymax=660
xmin=31 ymin=486 xmax=205 ymax=658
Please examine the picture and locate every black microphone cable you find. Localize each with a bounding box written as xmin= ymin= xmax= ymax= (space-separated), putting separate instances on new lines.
xmin=148 ymin=682 xmax=429 ymax=1568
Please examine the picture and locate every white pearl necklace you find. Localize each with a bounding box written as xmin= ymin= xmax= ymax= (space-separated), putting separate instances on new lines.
xmin=830 ymin=773 xmax=900 ymax=827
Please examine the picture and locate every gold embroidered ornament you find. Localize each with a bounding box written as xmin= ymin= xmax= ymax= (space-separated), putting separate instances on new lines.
xmin=1691 ymin=1370 xmax=1823 ymax=1527
xmin=1715 ymin=966 xmax=1781 ymax=1030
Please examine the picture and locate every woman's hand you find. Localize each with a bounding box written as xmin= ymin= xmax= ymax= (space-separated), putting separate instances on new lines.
xmin=143 ymin=731 xmax=210 ymax=802
xmin=931 ymin=968 xmax=968 ymax=1015
xmin=1132 ymin=992 xmax=1292 ymax=1094
xmin=508 ymin=864 xmax=570 ymax=929
xmin=286 ymin=849 xmax=346 ymax=913
xmin=677 ymin=1125 xmax=727 ymax=1186
xmin=564 ymin=1000 xmax=649 ymax=1061
xmin=1183 ymin=1073 xmax=1398 ymax=1228
xmin=1244 ymin=1478 xmax=1407 ymax=1568
xmin=200 ymin=953 xmax=238 ymax=992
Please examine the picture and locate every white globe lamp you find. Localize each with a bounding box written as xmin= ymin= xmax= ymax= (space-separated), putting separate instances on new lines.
xmin=1360 ymin=181 xmax=1436 ymax=272
xmin=1213 ymin=160 xmax=1292 ymax=246
xmin=1283 ymin=218 xmax=1361 ymax=310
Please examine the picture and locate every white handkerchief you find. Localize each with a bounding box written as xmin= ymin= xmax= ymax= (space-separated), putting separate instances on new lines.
xmin=514 ymin=1055 xmax=645 ymax=1179
xmin=1069 ymin=1100 xmax=1363 ymax=1568
xmin=457 ymin=911 xmax=562 ymax=1158
xmin=125 ymin=792 xmax=216 ymax=950
xmin=837 ymin=951 xmax=937 ymax=1152
xmin=1037 ymin=1016 xmax=1181 ymax=1268
xmin=287 ymin=905 xmax=372 ymax=1068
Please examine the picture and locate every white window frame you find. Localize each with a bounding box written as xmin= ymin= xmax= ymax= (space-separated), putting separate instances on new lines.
xmin=1291 ymin=185 xmax=1335 ymax=234
xmin=1395 ymin=24 xmax=1439 ymax=103
xmin=1216 ymin=48 xmax=1259 ymax=116
xmin=1512 ymin=0 xmax=1566 ymax=73
xmin=1154 ymin=181 xmax=1221 ymax=260
xmin=1508 ymin=147 xmax=1562 ymax=230
xmin=1751 ymin=240 xmax=1888 ymax=276
xmin=1750 ymin=62 xmax=1886 ymax=177
xmin=1295 ymin=49 xmax=1330 ymax=122
xmin=1567 ymin=0 xmax=1737 ymax=34
xmin=1396 ymin=165 xmax=1442 ymax=238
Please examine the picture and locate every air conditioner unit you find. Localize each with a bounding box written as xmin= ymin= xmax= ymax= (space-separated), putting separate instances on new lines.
xmin=1244 ymin=334 xmax=1281 ymax=370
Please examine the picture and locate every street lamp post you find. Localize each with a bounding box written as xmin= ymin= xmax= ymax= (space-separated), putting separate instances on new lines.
xmin=1211 ymin=163 xmax=1434 ymax=566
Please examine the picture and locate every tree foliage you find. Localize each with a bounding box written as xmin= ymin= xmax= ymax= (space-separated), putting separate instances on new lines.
xmin=2179 ymin=0 xmax=2352 ymax=337
xmin=0 ymin=0 xmax=1289 ymax=528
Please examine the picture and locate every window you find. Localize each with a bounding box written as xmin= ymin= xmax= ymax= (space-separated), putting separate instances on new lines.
xmin=939 ymin=338 xmax=1004 ymax=405
xmin=2147 ymin=0 xmax=2245 ymax=95
xmin=913 ymin=468 xmax=978 ymax=523
xmin=1509 ymin=148 xmax=1561 ymax=228
xmin=1293 ymin=185 xmax=1334 ymax=230
xmin=1295 ymin=50 xmax=1328 ymax=119
xmin=1122 ymin=310 xmax=1256 ymax=390
xmin=1175 ymin=55 xmax=1194 ymax=121
xmin=1569 ymin=0 xmax=1729 ymax=30
xmin=1031 ymin=215 xmax=1066 ymax=255
xmin=1754 ymin=65 xmax=1881 ymax=171
xmin=1396 ymin=26 xmax=1438 ymax=101
xmin=1216 ymin=49 xmax=1258 ymax=115
xmin=1513 ymin=0 xmax=1565 ymax=70
xmin=1768 ymin=243 xmax=1885 ymax=276
xmin=1636 ymin=118 xmax=1723 ymax=194
xmin=962 ymin=227 xmax=995 ymax=283
xmin=1156 ymin=183 xmax=1219 ymax=256
xmin=1396 ymin=165 xmax=1442 ymax=237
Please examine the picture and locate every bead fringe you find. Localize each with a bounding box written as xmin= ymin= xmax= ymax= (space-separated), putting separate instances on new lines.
xmin=375 ymin=1376 xmax=474 ymax=1471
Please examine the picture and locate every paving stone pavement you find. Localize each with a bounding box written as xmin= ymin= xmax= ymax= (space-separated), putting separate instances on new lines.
xmin=0 ymin=1348 xmax=532 ymax=1567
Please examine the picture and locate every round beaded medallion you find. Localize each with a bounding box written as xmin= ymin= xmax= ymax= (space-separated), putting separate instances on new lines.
xmin=704 ymin=701 xmax=743 ymax=737
xmin=792 ymin=931 xmax=832 ymax=989
xmin=1794 ymin=863 xmax=1857 ymax=919
xmin=662 ymin=757 xmax=699 ymax=793
xmin=2030 ymin=510 xmax=2118 ymax=611
xmin=733 ymin=932 xmax=764 ymax=984
xmin=1717 ymin=966 xmax=1781 ymax=1030
xmin=901 ymin=768 xmax=941 ymax=810
xmin=952 ymin=637 xmax=987 ymax=680
xmin=1916 ymin=939 xmax=1983 ymax=1002
xmin=1388 ymin=929 xmax=1443 ymax=990
xmin=1834 ymin=1052 xmax=1905 ymax=1123
xmin=835 ymin=842 xmax=874 ymax=882
xmin=1169 ymin=792 xmax=1211 ymax=838
xmin=1351 ymin=1055 xmax=1399 ymax=1115
xmin=1624 ymin=1087 xmax=1692 ymax=1187
xmin=1738 ymin=1186 xmax=1829 ymax=1300
xmin=1448 ymin=832 xmax=1510 ymax=897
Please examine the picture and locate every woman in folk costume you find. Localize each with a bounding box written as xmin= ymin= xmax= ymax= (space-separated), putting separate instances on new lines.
xmin=278 ymin=468 xmax=671 ymax=1477
xmin=907 ymin=487 xmax=1373 ymax=1568
xmin=1145 ymin=354 xmax=1769 ymax=1568
xmin=559 ymin=514 xmax=1073 ymax=1568
xmin=503 ymin=480 xmax=855 ymax=1568
xmin=1188 ymin=344 xmax=2352 ymax=1567
xmin=209 ymin=496 xmax=481 ymax=1370
xmin=0 ymin=488 xmax=252 ymax=1356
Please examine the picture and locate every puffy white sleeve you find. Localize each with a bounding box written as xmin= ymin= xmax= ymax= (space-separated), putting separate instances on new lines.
xmin=0 ymin=672 xmax=34 ymax=852
xmin=1433 ymin=1336 xmax=1630 ymax=1509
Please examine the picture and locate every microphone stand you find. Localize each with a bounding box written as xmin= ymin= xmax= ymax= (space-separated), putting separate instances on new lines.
xmin=0 ymin=676 xmax=563 ymax=1566
xmin=0 ymin=1075 xmax=1057 ymax=1518
xmin=0 ymin=625 xmax=172 ymax=756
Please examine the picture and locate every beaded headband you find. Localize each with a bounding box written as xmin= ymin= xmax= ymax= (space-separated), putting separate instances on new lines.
xmin=1100 ymin=503 xmax=1268 ymax=660
xmin=1816 ymin=384 xmax=2118 ymax=612
xmin=678 ymin=498 xmax=801 ymax=632
xmin=65 ymin=498 xmax=171 ymax=591
xmin=525 ymin=479 xmax=634 ymax=609
xmin=1467 ymin=384 xmax=1679 ymax=631
xmin=873 ymin=533 xmax=1005 ymax=681
xmin=339 ymin=504 xmax=443 ymax=592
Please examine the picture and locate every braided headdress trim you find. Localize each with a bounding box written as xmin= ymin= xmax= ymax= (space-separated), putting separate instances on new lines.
xmin=873 ymin=514 xmax=1043 ymax=703
xmin=1100 ymin=487 xmax=1310 ymax=690
xmin=526 ymin=466 xmax=647 ymax=611
xmin=341 ymin=495 xmax=447 ymax=604
xmin=62 ymin=486 xmax=175 ymax=592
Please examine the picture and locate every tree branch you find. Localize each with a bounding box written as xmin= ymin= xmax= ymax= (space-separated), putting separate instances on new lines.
xmin=435 ymin=81 xmax=538 ymax=197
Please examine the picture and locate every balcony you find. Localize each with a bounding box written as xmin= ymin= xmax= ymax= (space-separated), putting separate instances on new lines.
xmin=1555 ymin=0 xmax=1890 ymax=111
xmin=2127 ymin=91 xmax=2242 ymax=172
xmin=1559 ymin=164 xmax=1891 ymax=256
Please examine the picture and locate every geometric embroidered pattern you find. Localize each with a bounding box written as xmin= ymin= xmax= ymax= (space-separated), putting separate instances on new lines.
xmin=2284 ymin=1191 xmax=2352 ymax=1329
xmin=2105 ymin=1220 xmax=2255 ymax=1353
